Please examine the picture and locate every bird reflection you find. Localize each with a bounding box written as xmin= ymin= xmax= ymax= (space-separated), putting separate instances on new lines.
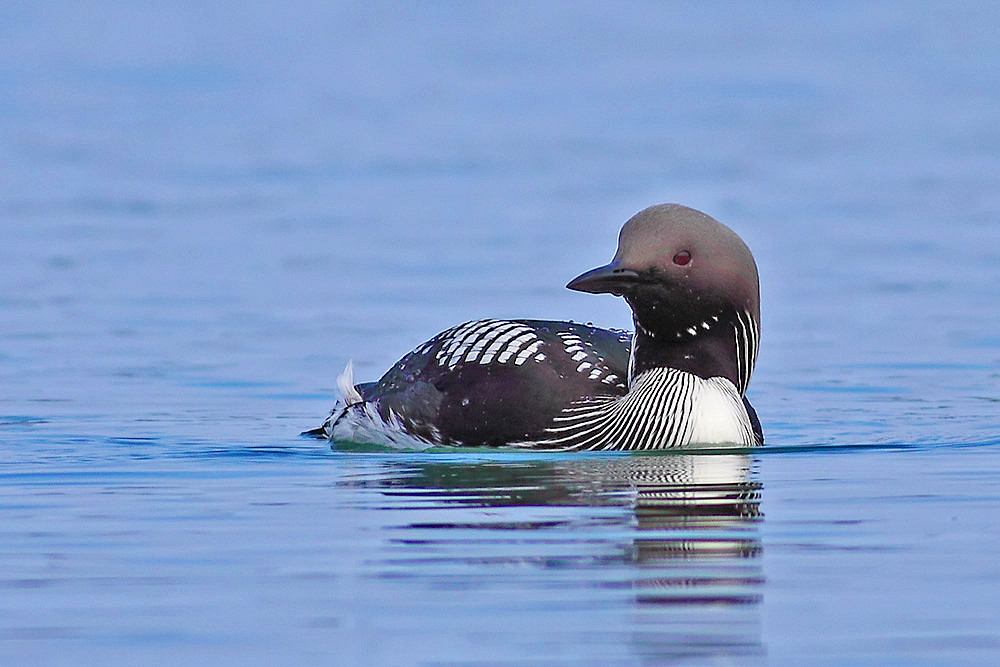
xmin=340 ymin=452 xmax=763 ymax=661
xmin=605 ymin=454 xmax=760 ymax=567
xmin=344 ymin=452 xmax=761 ymax=591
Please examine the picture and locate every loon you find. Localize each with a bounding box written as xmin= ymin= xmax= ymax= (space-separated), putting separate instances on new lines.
xmin=306 ymin=203 xmax=763 ymax=450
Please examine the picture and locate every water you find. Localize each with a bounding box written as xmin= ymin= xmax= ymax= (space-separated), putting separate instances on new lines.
xmin=2 ymin=2 xmax=999 ymax=664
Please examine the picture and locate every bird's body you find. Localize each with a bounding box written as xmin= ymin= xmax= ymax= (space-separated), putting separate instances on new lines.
xmin=307 ymin=204 xmax=765 ymax=450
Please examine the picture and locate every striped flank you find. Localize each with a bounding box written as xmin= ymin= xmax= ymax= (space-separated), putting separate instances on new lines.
xmin=522 ymin=367 xmax=756 ymax=451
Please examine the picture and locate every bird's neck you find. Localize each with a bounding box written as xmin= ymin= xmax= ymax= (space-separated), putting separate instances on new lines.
xmin=628 ymin=307 xmax=758 ymax=395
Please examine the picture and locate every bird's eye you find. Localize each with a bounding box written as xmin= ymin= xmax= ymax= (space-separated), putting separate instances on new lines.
xmin=672 ymin=250 xmax=691 ymax=266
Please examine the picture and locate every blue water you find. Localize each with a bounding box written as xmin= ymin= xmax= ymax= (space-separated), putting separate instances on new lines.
xmin=2 ymin=2 xmax=999 ymax=664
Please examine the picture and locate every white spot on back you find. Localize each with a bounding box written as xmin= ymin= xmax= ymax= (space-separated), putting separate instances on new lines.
xmin=480 ymin=325 xmax=532 ymax=364
xmin=514 ymin=340 xmax=543 ymax=365
xmin=465 ymin=321 xmax=520 ymax=364
xmin=497 ymin=331 xmax=538 ymax=363
xmin=445 ymin=320 xmax=503 ymax=367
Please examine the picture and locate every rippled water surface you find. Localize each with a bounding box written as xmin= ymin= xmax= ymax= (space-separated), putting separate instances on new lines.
xmin=2 ymin=2 xmax=999 ymax=664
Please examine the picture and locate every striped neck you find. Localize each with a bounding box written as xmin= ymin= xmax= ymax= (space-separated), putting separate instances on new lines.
xmin=628 ymin=307 xmax=759 ymax=395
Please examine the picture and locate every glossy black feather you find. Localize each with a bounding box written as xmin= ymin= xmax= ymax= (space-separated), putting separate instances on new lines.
xmin=307 ymin=318 xmax=762 ymax=447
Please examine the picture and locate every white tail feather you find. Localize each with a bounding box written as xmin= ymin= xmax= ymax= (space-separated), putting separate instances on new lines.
xmin=337 ymin=360 xmax=364 ymax=406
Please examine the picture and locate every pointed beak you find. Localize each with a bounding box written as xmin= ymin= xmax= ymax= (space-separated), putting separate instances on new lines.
xmin=566 ymin=262 xmax=643 ymax=295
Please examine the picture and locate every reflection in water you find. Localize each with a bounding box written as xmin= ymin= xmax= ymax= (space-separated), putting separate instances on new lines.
xmin=340 ymin=453 xmax=763 ymax=662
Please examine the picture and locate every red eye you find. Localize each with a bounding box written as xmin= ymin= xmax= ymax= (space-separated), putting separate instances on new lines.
xmin=672 ymin=250 xmax=691 ymax=266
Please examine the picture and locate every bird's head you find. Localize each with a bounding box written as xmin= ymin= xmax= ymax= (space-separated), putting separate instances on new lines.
xmin=567 ymin=204 xmax=760 ymax=340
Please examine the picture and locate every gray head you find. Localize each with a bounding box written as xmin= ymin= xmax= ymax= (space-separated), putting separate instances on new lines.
xmin=567 ymin=204 xmax=760 ymax=336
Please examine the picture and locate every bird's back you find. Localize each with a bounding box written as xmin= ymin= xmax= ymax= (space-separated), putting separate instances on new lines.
xmin=322 ymin=319 xmax=632 ymax=447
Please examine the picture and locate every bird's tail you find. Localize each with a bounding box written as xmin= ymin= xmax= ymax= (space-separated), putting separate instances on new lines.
xmin=301 ymin=360 xmax=365 ymax=438
xmin=336 ymin=360 xmax=364 ymax=407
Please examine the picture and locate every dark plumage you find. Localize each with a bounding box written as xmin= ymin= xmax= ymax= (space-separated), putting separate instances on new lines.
xmin=306 ymin=204 xmax=763 ymax=450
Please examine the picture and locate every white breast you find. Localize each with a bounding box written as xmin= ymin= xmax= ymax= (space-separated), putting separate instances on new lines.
xmin=685 ymin=376 xmax=755 ymax=447
xmin=532 ymin=368 xmax=756 ymax=451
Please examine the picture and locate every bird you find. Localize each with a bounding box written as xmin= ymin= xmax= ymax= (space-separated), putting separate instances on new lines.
xmin=305 ymin=203 xmax=763 ymax=450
